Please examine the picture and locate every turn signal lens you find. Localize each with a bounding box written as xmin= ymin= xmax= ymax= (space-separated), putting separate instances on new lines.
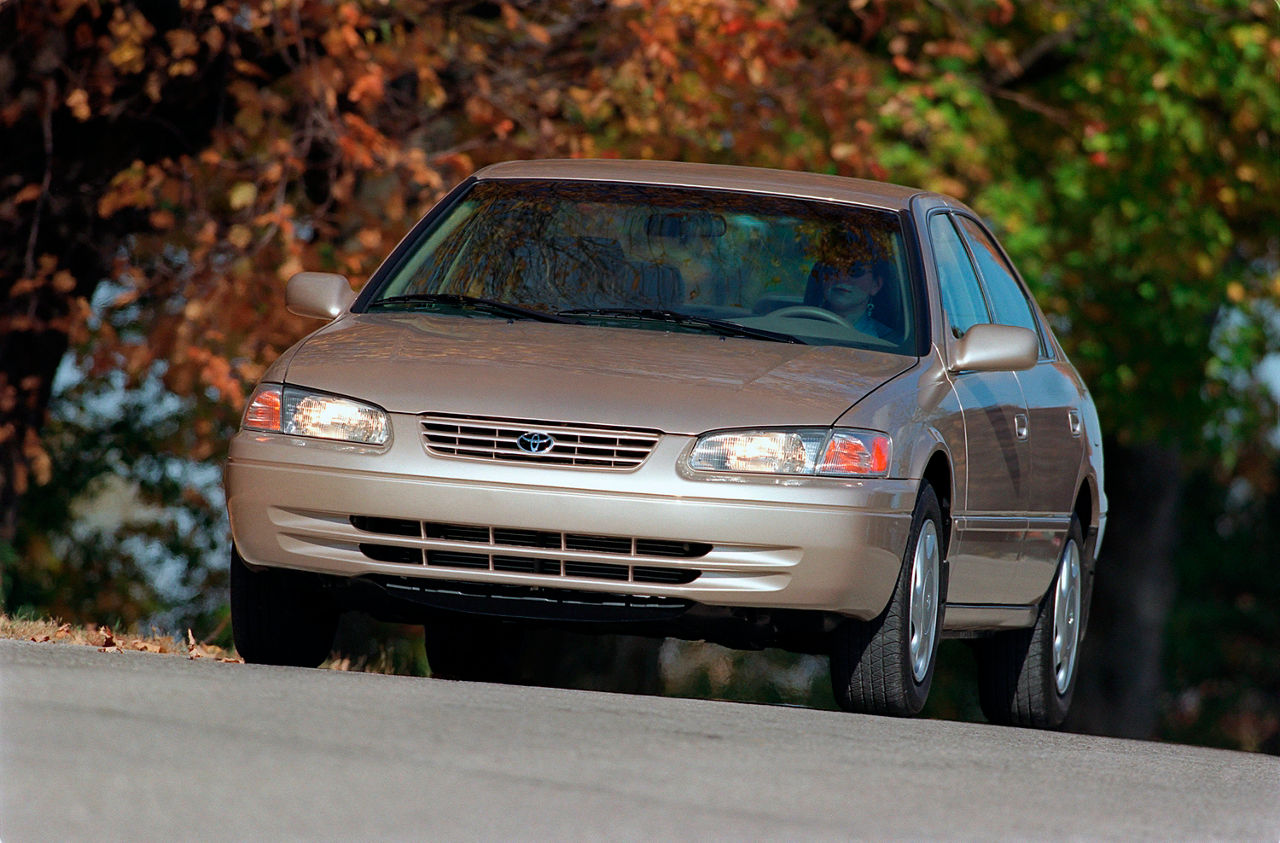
xmin=818 ymin=431 xmax=891 ymax=476
xmin=243 ymin=385 xmax=283 ymax=432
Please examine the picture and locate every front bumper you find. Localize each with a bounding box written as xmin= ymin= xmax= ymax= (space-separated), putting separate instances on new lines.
xmin=226 ymin=415 xmax=916 ymax=620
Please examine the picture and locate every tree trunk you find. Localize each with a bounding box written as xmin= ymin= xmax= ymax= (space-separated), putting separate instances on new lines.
xmin=1066 ymin=440 xmax=1180 ymax=738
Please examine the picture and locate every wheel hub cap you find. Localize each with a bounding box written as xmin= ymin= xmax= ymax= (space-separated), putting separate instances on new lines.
xmin=909 ymin=521 xmax=940 ymax=683
xmin=1052 ymin=540 xmax=1082 ymax=695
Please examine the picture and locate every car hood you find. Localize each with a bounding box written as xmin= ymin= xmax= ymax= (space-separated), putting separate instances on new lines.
xmin=282 ymin=314 xmax=914 ymax=434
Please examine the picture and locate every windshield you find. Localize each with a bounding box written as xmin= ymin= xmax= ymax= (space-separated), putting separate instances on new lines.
xmin=368 ymin=179 xmax=918 ymax=354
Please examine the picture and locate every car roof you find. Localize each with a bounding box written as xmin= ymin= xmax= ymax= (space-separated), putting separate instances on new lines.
xmin=473 ymin=159 xmax=929 ymax=211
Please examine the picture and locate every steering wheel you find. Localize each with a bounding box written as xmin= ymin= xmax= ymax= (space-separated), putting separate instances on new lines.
xmin=768 ymin=306 xmax=854 ymax=328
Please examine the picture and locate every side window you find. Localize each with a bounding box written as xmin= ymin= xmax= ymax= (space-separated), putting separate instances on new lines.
xmin=956 ymin=216 xmax=1041 ymax=343
xmin=929 ymin=214 xmax=989 ymax=337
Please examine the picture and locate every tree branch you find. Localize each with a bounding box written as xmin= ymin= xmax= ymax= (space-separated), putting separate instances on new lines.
xmin=24 ymin=77 xmax=55 ymax=282
xmin=988 ymin=24 xmax=1079 ymax=89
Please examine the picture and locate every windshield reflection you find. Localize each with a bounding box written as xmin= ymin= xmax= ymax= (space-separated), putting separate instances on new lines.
xmin=369 ymin=180 xmax=916 ymax=354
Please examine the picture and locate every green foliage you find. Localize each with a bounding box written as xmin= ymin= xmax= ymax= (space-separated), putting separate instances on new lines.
xmin=6 ymin=364 xmax=231 ymax=635
xmin=990 ymin=1 xmax=1279 ymax=454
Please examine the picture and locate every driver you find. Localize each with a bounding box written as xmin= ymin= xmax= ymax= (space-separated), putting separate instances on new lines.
xmin=811 ymin=261 xmax=892 ymax=338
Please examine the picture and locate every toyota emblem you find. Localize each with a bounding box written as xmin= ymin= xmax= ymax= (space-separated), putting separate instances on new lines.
xmin=516 ymin=431 xmax=556 ymax=454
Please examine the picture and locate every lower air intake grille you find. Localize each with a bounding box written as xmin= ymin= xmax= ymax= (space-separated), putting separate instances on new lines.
xmin=352 ymin=516 xmax=706 ymax=585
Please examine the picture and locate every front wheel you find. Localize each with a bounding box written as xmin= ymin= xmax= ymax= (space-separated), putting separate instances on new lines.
xmin=830 ymin=482 xmax=945 ymax=716
xmin=230 ymin=547 xmax=339 ymax=667
xmin=975 ymin=516 xmax=1089 ymax=728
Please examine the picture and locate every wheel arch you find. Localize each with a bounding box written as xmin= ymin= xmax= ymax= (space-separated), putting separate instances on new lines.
xmin=916 ymin=444 xmax=954 ymax=558
xmin=1073 ymin=474 xmax=1101 ymax=568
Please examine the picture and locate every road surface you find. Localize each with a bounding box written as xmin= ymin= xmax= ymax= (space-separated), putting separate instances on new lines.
xmin=1 ymin=638 xmax=1277 ymax=839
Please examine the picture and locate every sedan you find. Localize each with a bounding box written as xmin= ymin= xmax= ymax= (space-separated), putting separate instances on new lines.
xmin=226 ymin=159 xmax=1106 ymax=727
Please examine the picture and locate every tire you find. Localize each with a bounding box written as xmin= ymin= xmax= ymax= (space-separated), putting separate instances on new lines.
xmin=831 ymin=482 xmax=945 ymax=716
xmin=230 ymin=546 xmax=339 ymax=667
xmin=423 ymin=615 xmax=524 ymax=682
xmin=975 ymin=516 xmax=1089 ymax=728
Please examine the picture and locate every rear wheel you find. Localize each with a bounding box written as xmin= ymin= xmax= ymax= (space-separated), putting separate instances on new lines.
xmin=975 ymin=516 xmax=1088 ymax=728
xmin=830 ymin=482 xmax=945 ymax=716
xmin=230 ymin=547 xmax=339 ymax=667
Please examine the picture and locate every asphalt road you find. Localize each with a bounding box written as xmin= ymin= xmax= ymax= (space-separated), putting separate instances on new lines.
xmin=1 ymin=638 xmax=1277 ymax=840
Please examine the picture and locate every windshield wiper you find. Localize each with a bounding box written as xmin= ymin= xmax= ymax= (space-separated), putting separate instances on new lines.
xmin=368 ymin=294 xmax=576 ymax=324
xmin=558 ymin=308 xmax=804 ymax=344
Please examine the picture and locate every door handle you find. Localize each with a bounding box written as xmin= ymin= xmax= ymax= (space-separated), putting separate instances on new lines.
xmin=1015 ymin=413 xmax=1030 ymax=441
xmin=1068 ymin=410 xmax=1082 ymax=437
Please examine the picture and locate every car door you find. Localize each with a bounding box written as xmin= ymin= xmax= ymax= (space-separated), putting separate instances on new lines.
xmin=955 ymin=215 xmax=1082 ymax=579
xmin=928 ymin=212 xmax=1032 ymax=605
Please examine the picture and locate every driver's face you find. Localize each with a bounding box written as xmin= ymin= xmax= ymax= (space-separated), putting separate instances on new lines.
xmin=822 ymin=266 xmax=880 ymax=312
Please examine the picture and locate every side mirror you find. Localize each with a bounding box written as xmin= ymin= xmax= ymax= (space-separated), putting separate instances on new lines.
xmin=286 ymin=272 xmax=355 ymax=320
xmin=948 ymin=324 xmax=1038 ymax=373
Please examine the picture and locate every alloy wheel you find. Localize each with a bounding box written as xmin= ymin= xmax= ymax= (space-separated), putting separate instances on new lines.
xmin=1052 ymin=540 xmax=1082 ymax=695
xmin=909 ymin=520 xmax=941 ymax=683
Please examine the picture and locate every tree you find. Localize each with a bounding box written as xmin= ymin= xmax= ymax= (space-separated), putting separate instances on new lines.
xmin=2 ymin=0 xmax=1277 ymax=747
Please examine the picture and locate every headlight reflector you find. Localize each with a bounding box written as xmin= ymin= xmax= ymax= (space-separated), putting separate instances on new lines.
xmin=243 ymin=384 xmax=390 ymax=446
xmin=688 ymin=430 xmax=828 ymax=474
xmin=688 ymin=428 xmax=890 ymax=477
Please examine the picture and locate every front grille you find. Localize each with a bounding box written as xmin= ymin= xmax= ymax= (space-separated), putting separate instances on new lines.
xmin=350 ymin=515 xmax=706 ymax=586
xmin=420 ymin=413 xmax=661 ymax=469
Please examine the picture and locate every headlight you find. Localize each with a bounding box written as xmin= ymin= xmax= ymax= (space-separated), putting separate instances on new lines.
xmin=688 ymin=428 xmax=890 ymax=477
xmin=243 ymin=384 xmax=390 ymax=446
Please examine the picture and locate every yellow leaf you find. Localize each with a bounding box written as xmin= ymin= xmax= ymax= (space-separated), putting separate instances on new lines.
xmin=109 ymin=41 xmax=145 ymax=73
xmin=52 ymin=271 xmax=76 ymax=293
xmin=228 ymin=224 xmax=253 ymax=249
xmin=65 ymin=88 xmax=91 ymax=121
xmin=501 ymin=3 xmax=520 ymax=29
xmin=228 ymin=182 xmax=257 ymax=210
xmin=165 ymin=28 xmax=199 ymax=58
xmin=204 ymin=26 xmax=225 ymax=52
xmin=527 ymin=23 xmax=551 ymax=46
xmin=278 ymin=256 xmax=303 ymax=281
